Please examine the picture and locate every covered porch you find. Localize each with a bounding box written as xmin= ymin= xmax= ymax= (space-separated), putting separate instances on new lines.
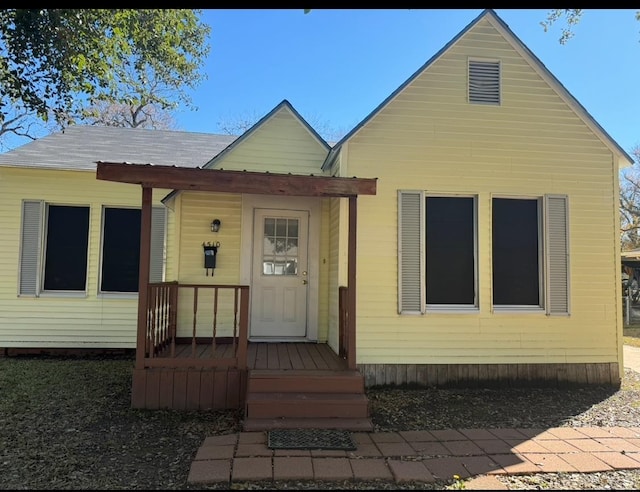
xmin=96 ymin=161 xmax=376 ymax=428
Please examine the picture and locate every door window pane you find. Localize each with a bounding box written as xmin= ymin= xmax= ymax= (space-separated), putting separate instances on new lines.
xmin=263 ymin=217 xmax=299 ymax=276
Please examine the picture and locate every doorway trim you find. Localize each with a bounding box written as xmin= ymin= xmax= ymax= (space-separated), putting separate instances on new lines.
xmin=240 ymin=194 xmax=321 ymax=342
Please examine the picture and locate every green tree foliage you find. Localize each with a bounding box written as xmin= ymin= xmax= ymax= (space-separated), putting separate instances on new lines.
xmin=541 ymin=9 xmax=640 ymax=44
xmin=540 ymin=9 xmax=584 ymax=44
xmin=0 ymin=9 xmax=210 ymax=135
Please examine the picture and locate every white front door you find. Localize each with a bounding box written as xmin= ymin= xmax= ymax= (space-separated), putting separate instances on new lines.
xmin=250 ymin=208 xmax=309 ymax=339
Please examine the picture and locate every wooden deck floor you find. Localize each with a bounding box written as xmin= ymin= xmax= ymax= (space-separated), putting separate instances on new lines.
xmin=169 ymin=342 xmax=348 ymax=371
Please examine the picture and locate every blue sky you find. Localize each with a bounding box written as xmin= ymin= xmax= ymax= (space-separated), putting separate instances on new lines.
xmin=171 ymin=8 xmax=640 ymax=155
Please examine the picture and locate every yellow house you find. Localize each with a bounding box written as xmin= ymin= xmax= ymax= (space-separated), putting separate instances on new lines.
xmin=0 ymin=10 xmax=633 ymax=429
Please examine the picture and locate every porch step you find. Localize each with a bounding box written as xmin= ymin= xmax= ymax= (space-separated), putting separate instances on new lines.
xmin=243 ymin=368 xmax=371 ymax=431
xmin=247 ymin=370 xmax=365 ymax=394
xmin=245 ymin=392 xmax=369 ymax=419
xmin=242 ymin=417 xmax=374 ymax=432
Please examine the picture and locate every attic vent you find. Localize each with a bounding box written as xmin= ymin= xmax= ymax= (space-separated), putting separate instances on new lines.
xmin=468 ymin=60 xmax=500 ymax=105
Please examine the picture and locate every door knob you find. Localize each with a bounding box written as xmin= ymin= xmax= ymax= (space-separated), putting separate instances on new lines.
xmin=302 ymin=279 xmax=308 ymax=285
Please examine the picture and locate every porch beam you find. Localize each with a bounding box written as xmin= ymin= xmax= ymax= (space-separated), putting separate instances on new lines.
xmin=347 ymin=195 xmax=357 ymax=370
xmin=135 ymin=186 xmax=153 ymax=370
xmin=96 ymin=161 xmax=377 ymax=197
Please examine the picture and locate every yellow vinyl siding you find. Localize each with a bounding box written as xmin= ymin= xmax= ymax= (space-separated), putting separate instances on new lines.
xmin=177 ymin=192 xmax=242 ymax=284
xmin=171 ymin=107 xmax=332 ymax=341
xmin=327 ymin=197 xmax=341 ymax=351
xmin=327 ymin=195 xmax=351 ymax=351
xmin=174 ymin=191 xmax=331 ymax=341
xmin=340 ymin=19 xmax=620 ymax=367
xmin=317 ymin=198 xmax=331 ymax=343
xmin=174 ymin=191 xmax=242 ymax=338
xmin=165 ymin=195 xmax=179 ymax=281
xmin=208 ymin=107 xmax=328 ymax=175
xmin=0 ymin=167 xmax=171 ymax=347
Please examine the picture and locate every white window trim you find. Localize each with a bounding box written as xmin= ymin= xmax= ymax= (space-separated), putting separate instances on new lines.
xmin=491 ymin=195 xmax=545 ymax=312
xmin=98 ymin=205 xmax=138 ymax=296
xmin=426 ymin=305 xmax=480 ymax=314
xmin=38 ymin=291 xmax=88 ymax=299
xmin=40 ymin=202 xmax=91 ymax=296
xmin=97 ymin=204 xmax=166 ymax=296
xmin=18 ymin=201 xmax=166 ymax=299
xmin=398 ymin=191 xmax=569 ymax=317
xmin=492 ymin=306 xmax=546 ymax=314
xmin=398 ymin=191 xmax=479 ymax=315
xmin=425 ymin=193 xmax=479 ymax=312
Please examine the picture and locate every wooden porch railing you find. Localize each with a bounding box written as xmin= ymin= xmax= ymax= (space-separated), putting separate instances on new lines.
xmin=147 ymin=281 xmax=178 ymax=356
xmin=144 ymin=282 xmax=249 ymax=370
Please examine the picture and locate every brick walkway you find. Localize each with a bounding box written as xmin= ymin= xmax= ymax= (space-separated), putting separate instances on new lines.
xmin=187 ymin=426 xmax=640 ymax=487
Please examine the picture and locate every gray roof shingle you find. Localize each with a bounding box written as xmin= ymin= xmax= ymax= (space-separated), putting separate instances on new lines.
xmin=0 ymin=125 xmax=238 ymax=171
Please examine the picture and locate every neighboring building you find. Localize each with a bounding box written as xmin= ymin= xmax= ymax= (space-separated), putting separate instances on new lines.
xmin=0 ymin=10 xmax=632 ymax=426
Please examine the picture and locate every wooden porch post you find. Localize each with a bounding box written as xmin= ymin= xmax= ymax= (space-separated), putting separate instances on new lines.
xmin=135 ymin=186 xmax=153 ymax=370
xmin=236 ymin=286 xmax=250 ymax=370
xmin=347 ymin=195 xmax=357 ymax=370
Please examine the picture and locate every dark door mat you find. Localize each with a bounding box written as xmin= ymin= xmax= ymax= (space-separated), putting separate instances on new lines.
xmin=267 ymin=429 xmax=357 ymax=450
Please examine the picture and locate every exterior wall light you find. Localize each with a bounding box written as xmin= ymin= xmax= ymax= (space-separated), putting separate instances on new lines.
xmin=211 ymin=219 xmax=221 ymax=233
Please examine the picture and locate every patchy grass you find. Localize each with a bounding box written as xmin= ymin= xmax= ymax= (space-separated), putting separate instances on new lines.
xmin=2 ymin=353 xmax=640 ymax=490
xmin=624 ymin=327 xmax=640 ymax=348
xmin=0 ymin=355 xmax=242 ymax=490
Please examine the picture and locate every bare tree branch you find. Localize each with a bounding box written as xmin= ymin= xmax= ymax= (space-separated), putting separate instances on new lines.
xmin=620 ymin=145 xmax=640 ymax=249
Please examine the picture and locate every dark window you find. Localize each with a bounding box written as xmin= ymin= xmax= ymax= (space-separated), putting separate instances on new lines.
xmin=43 ymin=205 xmax=89 ymax=291
xmin=426 ymin=196 xmax=475 ymax=305
xmin=101 ymin=208 xmax=141 ymax=293
xmin=492 ymin=198 xmax=540 ymax=306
